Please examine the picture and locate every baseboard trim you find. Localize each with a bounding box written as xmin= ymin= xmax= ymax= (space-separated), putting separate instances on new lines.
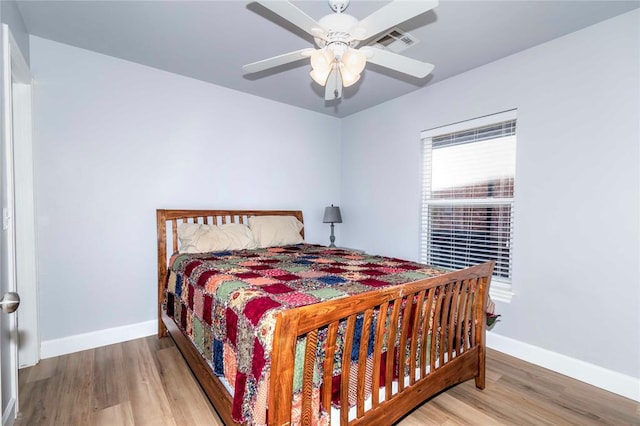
xmin=487 ymin=331 xmax=640 ymax=402
xmin=40 ymin=320 xmax=157 ymax=359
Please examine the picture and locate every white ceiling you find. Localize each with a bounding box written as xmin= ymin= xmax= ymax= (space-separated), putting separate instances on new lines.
xmin=16 ymin=0 xmax=639 ymax=117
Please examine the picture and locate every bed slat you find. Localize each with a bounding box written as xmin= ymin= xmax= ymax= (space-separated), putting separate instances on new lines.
xmin=322 ymin=322 xmax=339 ymax=415
xmin=430 ymin=290 xmax=443 ymax=371
xmin=397 ymin=296 xmax=413 ymax=393
xmin=171 ymin=219 xmax=178 ymax=253
xmin=302 ymin=329 xmax=318 ymax=426
xmin=408 ymin=290 xmax=425 ymax=386
xmin=371 ymin=301 xmax=388 ymax=409
xmin=340 ymin=315 xmax=357 ymax=425
xmin=456 ymin=280 xmax=468 ymax=353
xmin=420 ymin=287 xmax=435 ymax=377
xmin=385 ymin=298 xmax=402 ymax=401
xmin=356 ymin=309 xmax=373 ymax=418
xmin=447 ymin=281 xmax=460 ymax=361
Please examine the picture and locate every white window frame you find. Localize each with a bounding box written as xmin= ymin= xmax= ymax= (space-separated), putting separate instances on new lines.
xmin=420 ymin=110 xmax=517 ymax=303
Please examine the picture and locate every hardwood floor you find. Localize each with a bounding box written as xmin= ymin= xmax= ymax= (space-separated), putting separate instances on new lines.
xmin=17 ymin=336 xmax=639 ymax=425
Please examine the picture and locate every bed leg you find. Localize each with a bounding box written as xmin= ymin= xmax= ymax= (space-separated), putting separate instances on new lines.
xmin=158 ymin=318 xmax=167 ymax=338
xmin=475 ymin=371 xmax=486 ymax=389
xmin=475 ymin=346 xmax=486 ymax=389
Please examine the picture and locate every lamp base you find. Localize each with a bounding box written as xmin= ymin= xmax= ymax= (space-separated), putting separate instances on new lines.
xmin=329 ymin=223 xmax=336 ymax=247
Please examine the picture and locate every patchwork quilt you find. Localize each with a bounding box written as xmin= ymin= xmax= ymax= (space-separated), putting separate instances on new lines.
xmin=165 ymin=244 xmax=450 ymax=425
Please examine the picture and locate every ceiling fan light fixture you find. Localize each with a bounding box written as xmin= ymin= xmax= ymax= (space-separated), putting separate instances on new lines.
xmin=341 ymin=48 xmax=367 ymax=75
xmin=244 ymin=0 xmax=439 ymax=100
xmin=310 ymin=67 xmax=332 ymax=86
xmin=310 ymin=48 xmax=335 ymax=73
xmin=339 ymin=64 xmax=360 ymax=87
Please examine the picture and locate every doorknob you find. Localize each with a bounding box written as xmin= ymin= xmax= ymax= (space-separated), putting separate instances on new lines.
xmin=0 ymin=292 xmax=19 ymax=313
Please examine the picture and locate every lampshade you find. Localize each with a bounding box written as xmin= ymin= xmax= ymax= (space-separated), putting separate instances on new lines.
xmin=310 ymin=67 xmax=332 ymax=86
xmin=339 ymin=64 xmax=360 ymax=87
xmin=310 ymin=48 xmax=335 ymax=73
xmin=341 ymin=48 xmax=367 ymax=75
xmin=323 ymin=205 xmax=342 ymax=223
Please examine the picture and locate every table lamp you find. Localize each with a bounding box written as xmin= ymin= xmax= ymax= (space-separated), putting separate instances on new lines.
xmin=322 ymin=204 xmax=342 ymax=247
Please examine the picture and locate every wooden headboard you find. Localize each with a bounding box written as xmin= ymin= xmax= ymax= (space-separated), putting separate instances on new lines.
xmin=156 ymin=209 xmax=304 ymax=336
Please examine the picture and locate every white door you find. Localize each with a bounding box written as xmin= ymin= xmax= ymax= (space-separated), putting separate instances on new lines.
xmin=0 ymin=22 xmax=18 ymax=424
xmin=9 ymin=31 xmax=36 ymax=370
xmin=0 ymin=24 xmax=33 ymax=426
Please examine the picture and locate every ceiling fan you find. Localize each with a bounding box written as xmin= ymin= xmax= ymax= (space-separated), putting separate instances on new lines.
xmin=243 ymin=0 xmax=438 ymax=101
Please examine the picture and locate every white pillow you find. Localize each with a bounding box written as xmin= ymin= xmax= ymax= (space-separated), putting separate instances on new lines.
xmin=217 ymin=223 xmax=257 ymax=250
xmin=248 ymin=215 xmax=304 ymax=248
xmin=177 ymin=222 xmax=256 ymax=253
xmin=177 ymin=223 xmax=211 ymax=253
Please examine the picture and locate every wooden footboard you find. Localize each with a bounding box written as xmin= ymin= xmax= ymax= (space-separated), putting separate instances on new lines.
xmin=157 ymin=209 xmax=493 ymax=425
xmin=269 ymin=261 xmax=493 ymax=426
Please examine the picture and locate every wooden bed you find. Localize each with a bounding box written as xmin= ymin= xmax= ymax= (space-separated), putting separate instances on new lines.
xmin=157 ymin=209 xmax=494 ymax=425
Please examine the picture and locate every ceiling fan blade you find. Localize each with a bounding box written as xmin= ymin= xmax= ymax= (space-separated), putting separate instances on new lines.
xmin=258 ymin=1 xmax=325 ymax=38
xmin=361 ymin=47 xmax=434 ymax=78
xmin=243 ymin=48 xmax=314 ymax=74
xmin=353 ymin=0 xmax=439 ymax=41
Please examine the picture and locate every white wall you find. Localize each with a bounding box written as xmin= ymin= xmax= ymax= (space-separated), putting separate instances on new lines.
xmin=1 ymin=0 xmax=28 ymax=65
xmin=30 ymin=37 xmax=341 ymax=343
xmin=341 ymin=9 xmax=639 ymax=384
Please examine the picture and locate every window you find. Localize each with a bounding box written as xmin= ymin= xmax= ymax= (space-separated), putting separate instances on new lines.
xmin=420 ymin=110 xmax=516 ymax=301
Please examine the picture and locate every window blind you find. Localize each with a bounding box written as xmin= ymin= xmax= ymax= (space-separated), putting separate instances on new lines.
xmin=421 ymin=117 xmax=516 ymax=281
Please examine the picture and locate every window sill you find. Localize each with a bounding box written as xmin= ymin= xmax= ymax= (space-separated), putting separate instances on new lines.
xmin=489 ymin=279 xmax=514 ymax=303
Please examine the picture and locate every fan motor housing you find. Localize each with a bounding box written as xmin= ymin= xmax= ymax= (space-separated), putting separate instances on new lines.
xmin=316 ymin=13 xmax=360 ymax=48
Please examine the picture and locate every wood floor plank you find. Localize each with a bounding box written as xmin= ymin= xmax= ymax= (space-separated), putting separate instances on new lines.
xmin=53 ymin=350 xmax=95 ymax=426
xmin=121 ymin=338 xmax=177 ymax=425
xmin=556 ymin=373 xmax=640 ymax=424
xmin=15 ymin=339 xmax=640 ymax=426
xmin=93 ymin=342 xmax=129 ymax=411
xmin=93 ymin=401 xmax=135 ymax=426
xmin=399 ymin=391 xmax=500 ymax=426
xmin=501 ymin=355 xmax=637 ymax=425
xmin=156 ymin=345 xmax=223 ymax=425
xmin=398 ymin=404 xmax=463 ymax=426
xmin=17 ymin=375 xmax=58 ymax=425
xmin=21 ymin=356 xmax=58 ymax=383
